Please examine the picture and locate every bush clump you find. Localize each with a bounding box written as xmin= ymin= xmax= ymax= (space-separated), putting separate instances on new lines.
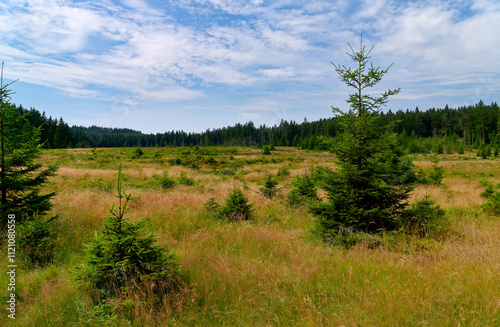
xmin=260 ymin=174 xmax=278 ymax=198
xmin=401 ymin=195 xmax=447 ymax=237
xmin=417 ymin=155 xmax=444 ymax=185
xmin=277 ymin=165 xmax=290 ymax=180
xmin=205 ymin=187 xmax=253 ymax=221
xmin=177 ymin=172 xmax=195 ymax=186
xmin=286 ymin=173 xmax=319 ymax=207
xmin=152 ymin=171 xmax=176 ymax=189
xmin=480 ymin=180 xmax=500 ymax=215
xmin=18 ymin=214 xmax=58 ymax=268
xmin=131 ymin=147 xmax=144 ymax=159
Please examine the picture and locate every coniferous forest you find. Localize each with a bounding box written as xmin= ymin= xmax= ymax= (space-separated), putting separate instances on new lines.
xmin=10 ymin=100 xmax=500 ymax=154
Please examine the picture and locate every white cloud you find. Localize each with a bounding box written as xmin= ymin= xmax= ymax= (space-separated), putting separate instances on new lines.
xmin=362 ymin=0 xmax=500 ymax=106
xmin=258 ymin=68 xmax=295 ymax=78
xmin=376 ymin=1 xmax=500 ymax=70
xmin=2 ymin=0 xmax=333 ymax=102
xmin=0 ymin=0 xmax=499 ymax=133
xmin=356 ymin=0 xmax=388 ymax=18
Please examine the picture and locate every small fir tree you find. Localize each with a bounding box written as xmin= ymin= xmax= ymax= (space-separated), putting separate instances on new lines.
xmin=402 ymin=195 xmax=447 ymax=237
xmin=260 ymin=174 xmax=278 ymax=198
xmin=417 ymin=155 xmax=444 ymax=185
xmin=18 ymin=214 xmax=58 ymax=268
xmin=458 ymin=142 xmax=465 ymax=155
xmin=219 ymin=187 xmax=253 ymax=221
xmin=286 ymin=173 xmax=319 ymax=207
xmin=479 ymin=180 xmax=500 ymax=215
xmin=80 ymin=165 xmax=182 ymax=301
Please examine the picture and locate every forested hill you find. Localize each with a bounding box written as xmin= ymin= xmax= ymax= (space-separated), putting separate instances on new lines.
xmin=12 ymin=100 xmax=500 ymax=152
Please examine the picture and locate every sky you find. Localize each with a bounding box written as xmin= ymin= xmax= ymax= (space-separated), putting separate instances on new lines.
xmin=0 ymin=0 xmax=499 ymax=134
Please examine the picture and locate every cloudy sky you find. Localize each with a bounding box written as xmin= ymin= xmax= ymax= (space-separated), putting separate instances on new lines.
xmin=0 ymin=0 xmax=499 ymax=133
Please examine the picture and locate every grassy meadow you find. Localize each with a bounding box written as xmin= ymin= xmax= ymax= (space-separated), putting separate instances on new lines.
xmin=1 ymin=146 xmax=500 ymax=326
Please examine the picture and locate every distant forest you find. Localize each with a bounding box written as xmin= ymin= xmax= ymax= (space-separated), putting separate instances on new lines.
xmin=11 ymin=100 xmax=500 ymax=154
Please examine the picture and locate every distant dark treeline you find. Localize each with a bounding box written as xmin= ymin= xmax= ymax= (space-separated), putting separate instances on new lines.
xmin=14 ymin=104 xmax=74 ymax=149
xmin=13 ymin=100 xmax=500 ymax=152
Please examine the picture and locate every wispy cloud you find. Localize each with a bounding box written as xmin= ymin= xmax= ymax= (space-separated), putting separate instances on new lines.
xmin=0 ymin=0 xmax=498 ymax=132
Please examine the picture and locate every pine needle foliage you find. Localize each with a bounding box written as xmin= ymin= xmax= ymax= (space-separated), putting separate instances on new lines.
xmin=311 ymin=36 xmax=415 ymax=236
xmin=480 ymin=180 xmax=500 ymax=215
xmin=0 ymin=63 xmax=57 ymax=226
xmin=402 ymin=195 xmax=447 ymax=237
xmin=219 ymin=187 xmax=253 ymax=222
xmin=260 ymin=174 xmax=278 ymax=198
xmin=417 ymin=155 xmax=444 ymax=185
xmin=286 ymin=173 xmax=319 ymax=207
xmin=18 ymin=214 xmax=58 ymax=268
xmin=79 ymin=164 xmax=182 ymax=301
xmin=205 ymin=185 xmax=253 ymax=222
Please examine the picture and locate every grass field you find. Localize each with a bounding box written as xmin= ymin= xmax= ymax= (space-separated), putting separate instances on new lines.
xmin=1 ymin=146 xmax=499 ymax=326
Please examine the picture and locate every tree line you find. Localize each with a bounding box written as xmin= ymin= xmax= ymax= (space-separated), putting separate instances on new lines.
xmin=10 ymin=100 xmax=499 ymax=151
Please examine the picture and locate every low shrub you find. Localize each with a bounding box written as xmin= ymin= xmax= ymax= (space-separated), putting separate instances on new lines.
xmin=402 ymin=195 xmax=447 ymax=237
xmin=260 ymin=174 xmax=278 ymax=198
xmin=219 ymin=188 xmax=253 ymax=221
xmin=205 ymin=187 xmax=253 ymax=221
xmin=204 ymin=197 xmax=220 ymax=212
xmin=482 ymin=192 xmax=500 ymax=215
xmin=418 ymin=155 xmax=444 ymax=185
xmin=480 ymin=180 xmax=500 ymax=215
xmin=152 ymin=171 xmax=176 ymax=189
xmin=205 ymin=156 xmax=217 ymax=165
xmin=177 ymin=172 xmax=195 ymax=186
xmin=277 ymin=165 xmax=290 ymax=179
xmin=286 ymin=173 xmax=319 ymax=207
xmin=152 ymin=151 xmax=162 ymax=159
xmin=188 ymin=162 xmax=201 ymax=170
xmin=131 ymin=147 xmax=144 ymax=159
xmin=18 ymin=214 xmax=58 ymax=268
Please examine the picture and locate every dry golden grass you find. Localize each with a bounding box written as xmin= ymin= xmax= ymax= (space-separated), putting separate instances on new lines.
xmin=2 ymin=147 xmax=499 ymax=326
xmin=409 ymin=179 xmax=486 ymax=209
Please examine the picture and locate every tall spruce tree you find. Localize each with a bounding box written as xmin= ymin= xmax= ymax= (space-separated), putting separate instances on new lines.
xmin=0 ymin=63 xmax=57 ymax=226
xmin=311 ymin=36 xmax=415 ymax=237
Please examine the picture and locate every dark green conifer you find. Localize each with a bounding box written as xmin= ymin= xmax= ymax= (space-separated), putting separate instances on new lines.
xmin=311 ymin=36 xmax=415 ymax=236
xmin=80 ymin=165 xmax=182 ymax=300
xmin=219 ymin=187 xmax=253 ymax=221
xmin=260 ymin=174 xmax=278 ymax=198
xmin=0 ymin=64 xmax=57 ymax=226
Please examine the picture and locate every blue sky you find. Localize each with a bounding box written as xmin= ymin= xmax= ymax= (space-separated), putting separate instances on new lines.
xmin=0 ymin=0 xmax=499 ymax=133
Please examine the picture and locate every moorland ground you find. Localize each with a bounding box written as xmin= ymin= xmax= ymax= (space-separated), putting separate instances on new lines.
xmin=1 ymin=146 xmax=499 ymax=326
